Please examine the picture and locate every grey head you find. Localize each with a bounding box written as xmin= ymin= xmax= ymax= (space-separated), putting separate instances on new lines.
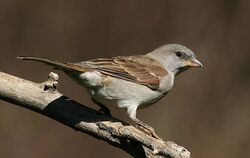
xmin=147 ymin=44 xmax=203 ymax=76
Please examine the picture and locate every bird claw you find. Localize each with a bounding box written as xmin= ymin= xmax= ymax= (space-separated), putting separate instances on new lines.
xmin=98 ymin=107 xmax=112 ymax=116
xmin=136 ymin=124 xmax=162 ymax=140
xmin=92 ymin=98 xmax=112 ymax=116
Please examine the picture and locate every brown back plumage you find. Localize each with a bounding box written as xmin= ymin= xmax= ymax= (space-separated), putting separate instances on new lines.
xmin=17 ymin=55 xmax=168 ymax=90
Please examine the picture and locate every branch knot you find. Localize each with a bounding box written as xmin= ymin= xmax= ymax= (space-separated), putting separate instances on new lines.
xmin=43 ymin=72 xmax=59 ymax=91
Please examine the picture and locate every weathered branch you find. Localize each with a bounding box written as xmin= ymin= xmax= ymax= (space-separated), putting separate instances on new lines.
xmin=0 ymin=71 xmax=190 ymax=158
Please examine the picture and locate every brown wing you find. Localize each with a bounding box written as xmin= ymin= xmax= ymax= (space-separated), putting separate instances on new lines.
xmin=69 ymin=55 xmax=168 ymax=90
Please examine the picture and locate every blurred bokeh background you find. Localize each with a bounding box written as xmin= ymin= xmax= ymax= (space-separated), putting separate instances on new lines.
xmin=0 ymin=0 xmax=249 ymax=158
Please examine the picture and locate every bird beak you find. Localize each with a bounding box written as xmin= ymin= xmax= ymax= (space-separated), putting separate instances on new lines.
xmin=186 ymin=58 xmax=203 ymax=67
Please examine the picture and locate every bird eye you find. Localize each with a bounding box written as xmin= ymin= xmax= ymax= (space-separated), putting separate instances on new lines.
xmin=175 ymin=51 xmax=183 ymax=57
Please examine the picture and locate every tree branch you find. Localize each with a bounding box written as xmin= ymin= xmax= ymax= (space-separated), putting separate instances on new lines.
xmin=0 ymin=71 xmax=190 ymax=158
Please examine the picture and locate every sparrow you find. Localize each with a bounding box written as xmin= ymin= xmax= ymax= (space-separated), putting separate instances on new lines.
xmin=17 ymin=44 xmax=202 ymax=139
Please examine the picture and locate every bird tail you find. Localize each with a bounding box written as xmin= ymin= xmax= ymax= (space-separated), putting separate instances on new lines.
xmin=16 ymin=56 xmax=73 ymax=71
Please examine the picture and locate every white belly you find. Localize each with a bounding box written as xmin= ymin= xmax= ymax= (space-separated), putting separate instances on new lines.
xmin=74 ymin=71 xmax=173 ymax=110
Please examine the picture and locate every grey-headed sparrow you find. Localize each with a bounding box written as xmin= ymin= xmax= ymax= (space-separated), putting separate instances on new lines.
xmin=17 ymin=44 xmax=202 ymax=139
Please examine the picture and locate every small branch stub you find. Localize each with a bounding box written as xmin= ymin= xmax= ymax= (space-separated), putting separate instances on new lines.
xmin=44 ymin=72 xmax=59 ymax=91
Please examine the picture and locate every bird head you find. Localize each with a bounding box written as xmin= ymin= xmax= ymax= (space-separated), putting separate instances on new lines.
xmin=147 ymin=44 xmax=203 ymax=76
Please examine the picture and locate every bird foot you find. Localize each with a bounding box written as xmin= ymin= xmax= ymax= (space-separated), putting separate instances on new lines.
xmin=136 ymin=123 xmax=162 ymax=140
xmin=91 ymin=98 xmax=112 ymax=116
xmin=98 ymin=107 xmax=112 ymax=116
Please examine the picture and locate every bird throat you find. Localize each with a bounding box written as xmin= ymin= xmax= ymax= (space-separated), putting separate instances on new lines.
xmin=175 ymin=66 xmax=189 ymax=76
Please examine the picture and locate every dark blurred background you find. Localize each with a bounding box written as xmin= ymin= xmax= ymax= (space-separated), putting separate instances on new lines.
xmin=0 ymin=0 xmax=249 ymax=158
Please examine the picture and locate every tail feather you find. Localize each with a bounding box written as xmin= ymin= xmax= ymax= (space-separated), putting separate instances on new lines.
xmin=16 ymin=56 xmax=70 ymax=70
xmin=17 ymin=56 xmax=94 ymax=73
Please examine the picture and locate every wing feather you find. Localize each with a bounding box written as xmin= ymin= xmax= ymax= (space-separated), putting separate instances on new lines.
xmin=69 ymin=55 xmax=168 ymax=90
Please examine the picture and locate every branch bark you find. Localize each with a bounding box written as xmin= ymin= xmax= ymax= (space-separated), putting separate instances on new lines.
xmin=0 ymin=71 xmax=190 ymax=158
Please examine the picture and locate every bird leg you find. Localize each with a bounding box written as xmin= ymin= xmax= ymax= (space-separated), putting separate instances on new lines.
xmin=132 ymin=118 xmax=161 ymax=139
xmin=91 ymin=98 xmax=111 ymax=116
xmin=127 ymin=105 xmax=162 ymax=139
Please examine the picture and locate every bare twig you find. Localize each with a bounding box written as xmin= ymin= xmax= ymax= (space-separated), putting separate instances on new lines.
xmin=0 ymin=71 xmax=190 ymax=158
